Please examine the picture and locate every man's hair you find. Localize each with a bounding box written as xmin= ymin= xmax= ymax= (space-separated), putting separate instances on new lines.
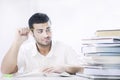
xmin=28 ymin=13 xmax=50 ymax=29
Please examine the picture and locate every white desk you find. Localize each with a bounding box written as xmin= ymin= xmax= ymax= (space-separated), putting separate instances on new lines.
xmin=1 ymin=76 xmax=90 ymax=80
xmin=0 ymin=72 xmax=91 ymax=80
xmin=1 ymin=72 xmax=120 ymax=80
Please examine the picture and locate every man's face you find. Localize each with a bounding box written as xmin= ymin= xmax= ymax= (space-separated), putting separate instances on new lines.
xmin=32 ymin=22 xmax=52 ymax=46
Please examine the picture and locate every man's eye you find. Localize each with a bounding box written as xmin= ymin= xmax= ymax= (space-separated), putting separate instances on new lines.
xmin=37 ymin=30 xmax=43 ymax=33
xmin=46 ymin=28 xmax=51 ymax=32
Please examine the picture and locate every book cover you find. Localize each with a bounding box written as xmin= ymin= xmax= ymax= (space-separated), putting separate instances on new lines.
xmin=81 ymin=37 xmax=120 ymax=44
xmin=83 ymin=43 xmax=120 ymax=47
xmin=82 ymin=64 xmax=120 ymax=69
xmin=83 ymin=68 xmax=120 ymax=76
xmin=84 ymin=56 xmax=120 ymax=64
xmin=84 ymin=52 xmax=120 ymax=56
xmin=81 ymin=46 xmax=120 ymax=53
xmin=95 ymin=29 xmax=120 ymax=37
xmin=76 ymin=73 xmax=120 ymax=79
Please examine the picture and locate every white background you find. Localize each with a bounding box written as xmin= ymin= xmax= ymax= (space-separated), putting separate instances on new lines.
xmin=1 ymin=0 xmax=120 ymax=72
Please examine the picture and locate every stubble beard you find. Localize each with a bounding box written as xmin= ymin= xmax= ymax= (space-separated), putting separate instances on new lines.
xmin=36 ymin=40 xmax=52 ymax=47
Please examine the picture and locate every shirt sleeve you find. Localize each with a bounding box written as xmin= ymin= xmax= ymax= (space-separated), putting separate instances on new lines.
xmin=65 ymin=46 xmax=84 ymax=66
xmin=17 ymin=45 xmax=26 ymax=72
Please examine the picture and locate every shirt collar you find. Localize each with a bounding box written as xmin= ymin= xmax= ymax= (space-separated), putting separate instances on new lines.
xmin=31 ymin=41 xmax=55 ymax=57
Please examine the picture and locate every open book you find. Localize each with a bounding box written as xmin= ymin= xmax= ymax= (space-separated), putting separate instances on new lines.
xmin=14 ymin=71 xmax=71 ymax=78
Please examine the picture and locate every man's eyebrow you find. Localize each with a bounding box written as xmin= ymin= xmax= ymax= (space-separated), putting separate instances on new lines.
xmin=30 ymin=27 xmax=51 ymax=30
xmin=30 ymin=28 xmax=34 ymax=30
xmin=36 ymin=29 xmax=43 ymax=30
xmin=46 ymin=27 xmax=51 ymax=29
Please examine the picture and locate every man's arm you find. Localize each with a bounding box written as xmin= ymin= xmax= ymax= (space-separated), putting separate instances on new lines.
xmin=65 ymin=66 xmax=84 ymax=74
xmin=42 ymin=65 xmax=84 ymax=74
xmin=1 ymin=28 xmax=30 ymax=74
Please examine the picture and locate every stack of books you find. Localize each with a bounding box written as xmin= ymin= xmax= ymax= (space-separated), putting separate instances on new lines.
xmin=79 ymin=29 xmax=120 ymax=79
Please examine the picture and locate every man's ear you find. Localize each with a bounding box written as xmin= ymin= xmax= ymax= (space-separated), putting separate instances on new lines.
xmin=30 ymin=30 xmax=35 ymax=38
xmin=29 ymin=30 xmax=33 ymax=36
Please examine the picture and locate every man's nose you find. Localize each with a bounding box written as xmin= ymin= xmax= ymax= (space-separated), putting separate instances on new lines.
xmin=42 ymin=31 xmax=48 ymax=37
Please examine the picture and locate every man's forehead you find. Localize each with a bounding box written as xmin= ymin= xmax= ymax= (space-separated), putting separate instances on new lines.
xmin=33 ymin=22 xmax=51 ymax=29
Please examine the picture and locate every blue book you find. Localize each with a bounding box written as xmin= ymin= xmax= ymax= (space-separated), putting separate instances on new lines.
xmin=84 ymin=52 xmax=120 ymax=56
xmin=82 ymin=37 xmax=120 ymax=44
xmin=84 ymin=56 xmax=120 ymax=64
xmin=82 ymin=46 xmax=120 ymax=53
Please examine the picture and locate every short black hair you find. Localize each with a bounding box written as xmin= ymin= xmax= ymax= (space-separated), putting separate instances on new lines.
xmin=28 ymin=13 xmax=50 ymax=29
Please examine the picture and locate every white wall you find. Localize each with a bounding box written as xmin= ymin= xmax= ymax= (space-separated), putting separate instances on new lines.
xmin=1 ymin=0 xmax=120 ymax=73
xmin=32 ymin=0 xmax=120 ymax=47
xmin=0 ymin=0 xmax=33 ymax=74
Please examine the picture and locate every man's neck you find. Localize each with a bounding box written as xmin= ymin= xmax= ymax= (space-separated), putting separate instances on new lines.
xmin=36 ymin=43 xmax=51 ymax=56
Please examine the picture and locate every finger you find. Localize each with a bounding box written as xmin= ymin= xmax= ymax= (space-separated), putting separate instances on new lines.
xmin=42 ymin=67 xmax=53 ymax=73
xmin=42 ymin=68 xmax=49 ymax=72
xmin=50 ymin=69 xmax=62 ymax=73
xmin=18 ymin=27 xmax=30 ymax=35
xmin=45 ymin=68 xmax=53 ymax=73
xmin=22 ymin=27 xmax=30 ymax=35
xmin=46 ymin=69 xmax=61 ymax=73
xmin=18 ymin=29 xmax=23 ymax=35
xmin=25 ymin=27 xmax=30 ymax=34
xmin=42 ymin=67 xmax=52 ymax=72
xmin=48 ymin=69 xmax=56 ymax=73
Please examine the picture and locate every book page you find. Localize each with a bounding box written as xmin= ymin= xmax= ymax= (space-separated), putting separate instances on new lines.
xmin=14 ymin=71 xmax=71 ymax=78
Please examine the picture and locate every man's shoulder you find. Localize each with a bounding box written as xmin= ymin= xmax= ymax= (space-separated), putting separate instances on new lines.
xmin=53 ymin=40 xmax=72 ymax=49
xmin=53 ymin=40 xmax=66 ymax=46
xmin=20 ymin=42 xmax=36 ymax=50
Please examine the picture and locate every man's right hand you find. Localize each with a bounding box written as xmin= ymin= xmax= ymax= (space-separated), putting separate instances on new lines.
xmin=15 ymin=27 xmax=30 ymax=45
xmin=1 ymin=27 xmax=30 ymax=74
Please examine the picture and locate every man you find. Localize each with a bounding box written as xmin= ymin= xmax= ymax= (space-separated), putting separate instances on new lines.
xmin=1 ymin=13 xmax=83 ymax=74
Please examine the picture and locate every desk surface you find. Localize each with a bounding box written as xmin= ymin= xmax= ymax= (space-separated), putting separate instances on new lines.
xmin=1 ymin=72 xmax=120 ymax=80
xmin=1 ymin=76 xmax=90 ymax=80
xmin=0 ymin=72 xmax=91 ymax=80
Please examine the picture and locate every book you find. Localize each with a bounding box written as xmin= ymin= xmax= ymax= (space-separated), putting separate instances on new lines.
xmin=84 ymin=52 xmax=120 ymax=56
xmin=82 ymin=64 xmax=120 ymax=69
xmin=81 ymin=37 xmax=120 ymax=44
xmin=84 ymin=56 xmax=120 ymax=64
xmin=83 ymin=68 xmax=120 ymax=76
xmin=83 ymin=43 xmax=120 ymax=47
xmin=81 ymin=46 xmax=120 ymax=53
xmin=95 ymin=29 xmax=120 ymax=37
xmin=76 ymin=73 xmax=120 ymax=80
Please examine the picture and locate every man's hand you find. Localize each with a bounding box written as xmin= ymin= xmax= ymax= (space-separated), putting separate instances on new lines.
xmin=42 ymin=66 xmax=65 ymax=74
xmin=15 ymin=27 xmax=30 ymax=45
xmin=41 ymin=66 xmax=84 ymax=74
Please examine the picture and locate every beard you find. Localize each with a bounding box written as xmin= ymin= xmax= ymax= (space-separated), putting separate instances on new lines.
xmin=33 ymin=33 xmax=52 ymax=47
xmin=36 ymin=40 xmax=52 ymax=47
